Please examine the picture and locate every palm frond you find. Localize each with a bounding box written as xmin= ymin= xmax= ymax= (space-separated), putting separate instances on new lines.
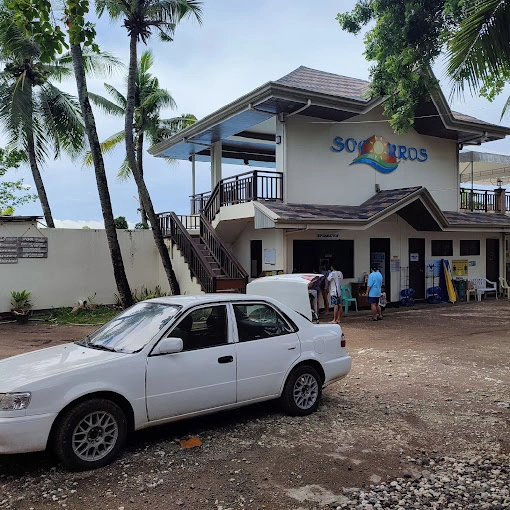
xmin=117 ymin=157 xmax=132 ymax=181
xmin=104 ymin=83 xmax=127 ymax=109
xmin=89 ymin=91 xmax=125 ymax=116
xmin=447 ymin=0 xmax=510 ymax=95
xmin=39 ymin=82 xmax=85 ymax=158
xmin=83 ymin=130 xmax=125 ymax=166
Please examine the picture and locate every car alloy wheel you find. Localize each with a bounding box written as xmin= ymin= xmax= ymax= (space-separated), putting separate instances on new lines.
xmin=281 ymin=365 xmax=322 ymax=416
xmin=54 ymin=398 xmax=127 ymax=471
xmin=71 ymin=410 xmax=119 ymax=462
xmin=293 ymin=373 xmax=319 ymax=410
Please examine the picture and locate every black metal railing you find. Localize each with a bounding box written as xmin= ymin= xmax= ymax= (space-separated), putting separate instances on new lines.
xmin=191 ymin=193 xmax=210 ymax=215
xmin=159 ymin=212 xmax=217 ymax=293
xmin=198 ymin=170 xmax=283 ymax=222
xmin=459 ymin=188 xmax=509 ymax=212
xmin=200 ymin=213 xmax=248 ymax=288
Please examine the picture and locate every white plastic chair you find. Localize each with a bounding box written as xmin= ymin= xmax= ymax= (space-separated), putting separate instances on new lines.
xmin=498 ymin=277 xmax=510 ymax=299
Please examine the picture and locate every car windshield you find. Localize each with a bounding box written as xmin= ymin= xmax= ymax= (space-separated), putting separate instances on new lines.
xmin=77 ymin=302 xmax=180 ymax=353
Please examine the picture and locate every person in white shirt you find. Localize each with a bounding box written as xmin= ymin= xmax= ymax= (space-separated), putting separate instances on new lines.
xmin=327 ymin=262 xmax=344 ymax=324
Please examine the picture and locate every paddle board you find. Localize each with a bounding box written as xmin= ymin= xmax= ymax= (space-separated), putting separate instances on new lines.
xmin=442 ymin=260 xmax=457 ymax=303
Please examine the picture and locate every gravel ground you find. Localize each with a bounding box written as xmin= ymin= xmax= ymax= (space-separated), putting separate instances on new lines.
xmin=0 ymin=299 xmax=509 ymax=509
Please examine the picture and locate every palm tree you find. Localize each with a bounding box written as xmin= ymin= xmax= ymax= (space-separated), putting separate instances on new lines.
xmin=88 ymin=50 xmax=196 ymax=225
xmin=446 ymin=0 xmax=510 ymax=115
xmin=96 ymin=0 xmax=203 ymax=295
xmin=0 ymin=11 xmax=85 ymax=228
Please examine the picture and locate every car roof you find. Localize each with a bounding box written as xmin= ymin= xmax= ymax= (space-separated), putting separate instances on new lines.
xmin=147 ymin=293 xmax=277 ymax=306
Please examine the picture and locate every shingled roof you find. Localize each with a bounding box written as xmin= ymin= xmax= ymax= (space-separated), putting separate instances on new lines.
xmin=275 ymin=66 xmax=371 ymax=101
xmin=259 ymin=187 xmax=510 ymax=231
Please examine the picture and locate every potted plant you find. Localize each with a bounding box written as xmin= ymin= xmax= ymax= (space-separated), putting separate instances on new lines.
xmin=10 ymin=290 xmax=32 ymax=324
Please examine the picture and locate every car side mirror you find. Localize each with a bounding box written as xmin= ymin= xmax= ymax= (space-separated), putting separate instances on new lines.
xmin=152 ymin=337 xmax=183 ymax=355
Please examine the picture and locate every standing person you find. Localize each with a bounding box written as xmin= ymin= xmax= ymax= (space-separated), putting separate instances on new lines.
xmin=327 ymin=263 xmax=343 ymax=324
xmin=320 ymin=263 xmax=330 ymax=315
xmin=367 ymin=266 xmax=383 ymax=321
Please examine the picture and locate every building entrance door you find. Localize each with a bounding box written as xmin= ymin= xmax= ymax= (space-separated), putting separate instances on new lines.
xmin=370 ymin=238 xmax=390 ymax=299
xmin=409 ymin=238 xmax=425 ymax=299
xmin=486 ymin=238 xmax=500 ymax=282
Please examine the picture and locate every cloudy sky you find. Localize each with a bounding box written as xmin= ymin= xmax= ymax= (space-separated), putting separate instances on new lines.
xmin=5 ymin=0 xmax=510 ymax=228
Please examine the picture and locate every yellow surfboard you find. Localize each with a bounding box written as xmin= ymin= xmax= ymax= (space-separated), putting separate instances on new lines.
xmin=443 ymin=260 xmax=457 ymax=303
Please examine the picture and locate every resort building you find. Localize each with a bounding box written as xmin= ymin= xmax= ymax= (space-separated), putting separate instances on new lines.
xmin=150 ymin=66 xmax=510 ymax=304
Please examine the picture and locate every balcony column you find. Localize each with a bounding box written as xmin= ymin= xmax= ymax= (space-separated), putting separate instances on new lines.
xmin=211 ymin=141 xmax=222 ymax=190
xmin=495 ymin=186 xmax=506 ymax=213
xmin=191 ymin=154 xmax=196 ymax=198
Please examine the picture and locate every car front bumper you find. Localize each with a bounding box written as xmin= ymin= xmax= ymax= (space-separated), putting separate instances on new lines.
xmin=322 ymin=355 xmax=352 ymax=386
xmin=0 ymin=412 xmax=56 ymax=454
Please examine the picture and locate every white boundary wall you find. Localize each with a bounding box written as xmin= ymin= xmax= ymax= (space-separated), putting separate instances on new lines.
xmin=0 ymin=222 xmax=177 ymax=313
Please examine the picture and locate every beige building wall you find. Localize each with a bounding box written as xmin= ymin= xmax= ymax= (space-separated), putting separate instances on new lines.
xmin=285 ymin=108 xmax=459 ymax=210
xmin=0 ymin=223 xmax=171 ymax=313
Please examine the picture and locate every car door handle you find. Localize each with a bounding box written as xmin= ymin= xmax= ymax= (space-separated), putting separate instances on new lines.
xmin=288 ymin=345 xmax=297 ymax=350
xmin=218 ymin=356 xmax=233 ymax=364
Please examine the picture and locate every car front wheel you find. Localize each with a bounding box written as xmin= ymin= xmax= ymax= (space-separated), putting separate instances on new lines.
xmin=53 ymin=398 xmax=127 ymax=471
xmin=281 ymin=365 xmax=322 ymax=416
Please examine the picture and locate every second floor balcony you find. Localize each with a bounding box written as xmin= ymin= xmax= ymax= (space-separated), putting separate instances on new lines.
xmin=186 ymin=171 xmax=510 ymax=222
xmin=460 ymin=188 xmax=510 ymax=213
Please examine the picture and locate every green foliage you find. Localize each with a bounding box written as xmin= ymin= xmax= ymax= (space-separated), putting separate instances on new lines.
xmin=41 ymin=305 xmax=120 ymax=325
xmin=115 ymin=285 xmax=168 ymax=306
xmin=134 ymin=222 xmax=149 ymax=229
xmin=114 ymin=215 xmax=128 ymax=229
xmin=0 ymin=148 xmax=37 ymax=213
xmin=336 ymin=1 xmax=510 ymax=132
xmin=10 ymin=289 xmax=32 ymax=311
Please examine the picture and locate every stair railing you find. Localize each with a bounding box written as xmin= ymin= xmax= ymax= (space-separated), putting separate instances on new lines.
xmin=166 ymin=212 xmax=217 ymax=293
xmin=200 ymin=213 xmax=248 ymax=290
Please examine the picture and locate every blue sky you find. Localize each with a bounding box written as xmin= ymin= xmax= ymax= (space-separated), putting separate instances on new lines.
xmin=4 ymin=0 xmax=510 ymax=227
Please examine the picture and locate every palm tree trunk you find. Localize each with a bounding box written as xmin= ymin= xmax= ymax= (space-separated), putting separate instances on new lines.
xmin=70 ymin=42 xmax=133 ymax=308
xmin=27 ymin=135 xmax=55 ymax=228
xmin=136 ymin=132 xmax=148 ymax=225
xmin=26 ymin=87 xmax=55 ymax=228
xmin=125 ymin=33 xmax=180 ymax=295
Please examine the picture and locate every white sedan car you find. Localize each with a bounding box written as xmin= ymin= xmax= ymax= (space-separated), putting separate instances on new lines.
xmin=0 ymin=294 xmax=351 ymax=471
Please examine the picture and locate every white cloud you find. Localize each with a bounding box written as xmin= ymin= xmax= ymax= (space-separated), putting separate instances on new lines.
xmin=53 ymin=219 xmax=106 ymax=229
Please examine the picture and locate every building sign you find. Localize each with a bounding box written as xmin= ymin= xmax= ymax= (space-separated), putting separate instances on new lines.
xmin=316 ymin=233 xmax=339 ymax=239
xmin=0 ymin=236 xmax=48 ymax=263
xmin=452 ymin=259 xmax=468 ymax=277
xmin=331 ymin=134 xmax=428 ymax=174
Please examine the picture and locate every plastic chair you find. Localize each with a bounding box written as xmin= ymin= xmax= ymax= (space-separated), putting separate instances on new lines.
xmin=341 ymin=285 xmax=358 ymax=313
xmin=498 ymin=277 xmax=510 ymax=299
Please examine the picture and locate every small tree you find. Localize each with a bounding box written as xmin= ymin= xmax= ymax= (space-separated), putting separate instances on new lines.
xmin=0 ymin=148 xmax=37 ymax=214
xmin=114 ymin=216 xmax=128 ymax=229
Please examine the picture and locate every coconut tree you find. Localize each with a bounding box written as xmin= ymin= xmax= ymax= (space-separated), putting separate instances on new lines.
xmin=6 ymin=0 xmax=134 ymax=308
xmin=88 ymin=50 xmax=196 ymax=225
xmin=0 ymin=10 xmax=85 ymax=228
xmin=96 ymin=0 xmax=203 ymax=295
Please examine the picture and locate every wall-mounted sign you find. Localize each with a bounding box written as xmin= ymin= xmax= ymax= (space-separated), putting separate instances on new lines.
xmin=410 ymin=253 xmax=419 ymax=262
xmin=331 ymin=134 xmax=428 ymax=174
xmin=316 ymin=233 xmax=339 ymax=239
xmin=0 ymin=236 xmax=48 ymax=263
xmin=452 ymin=259 xmax=468 ymax=277
xmin=264 ymin=248 xmax=276 ymax=265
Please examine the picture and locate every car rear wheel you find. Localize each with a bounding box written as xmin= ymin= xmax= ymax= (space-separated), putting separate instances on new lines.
xmin=53 ymin=398 xmax=127 ymax=471
xmin=281 ymin=365 xmax=322 ymax=416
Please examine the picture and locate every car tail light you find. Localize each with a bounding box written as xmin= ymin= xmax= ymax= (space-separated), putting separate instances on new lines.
xmin=341 ymin=333 xmax=346 ymax=348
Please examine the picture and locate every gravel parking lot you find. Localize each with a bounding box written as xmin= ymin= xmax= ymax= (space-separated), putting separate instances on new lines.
xmin=0 ymin=299 xmax=509 ymax=509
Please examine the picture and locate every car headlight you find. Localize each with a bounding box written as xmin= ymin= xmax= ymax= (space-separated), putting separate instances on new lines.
xmin=0 ymin=392 xmax=32 ymax=410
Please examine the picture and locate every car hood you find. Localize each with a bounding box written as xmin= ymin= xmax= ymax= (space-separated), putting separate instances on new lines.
xmin=0 ymin=343 xmax=127 ymax=391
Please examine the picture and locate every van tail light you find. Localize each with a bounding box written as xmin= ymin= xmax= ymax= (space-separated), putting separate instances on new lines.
xmin=341 ymin=333 xmax=346 ymax=348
